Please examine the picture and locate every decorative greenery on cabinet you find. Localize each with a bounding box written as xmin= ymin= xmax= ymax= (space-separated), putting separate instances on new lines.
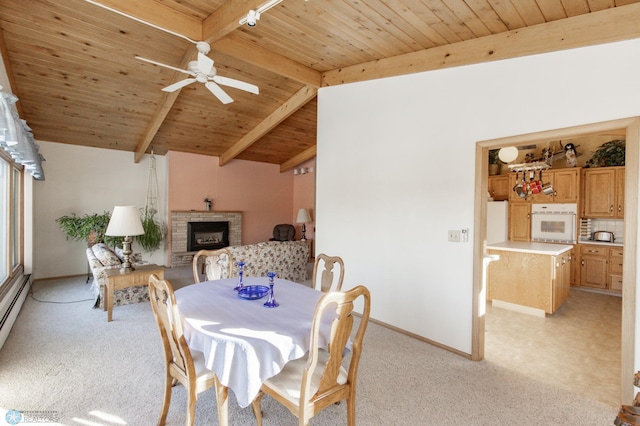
xmin=585 ymin=139 xmax=625 ymax=167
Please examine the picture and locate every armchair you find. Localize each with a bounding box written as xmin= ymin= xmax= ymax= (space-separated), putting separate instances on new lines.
xmin=270 ymin=224 xmax=295 ymax=241
xmin=86 ymin=243 xmax=147 ymax=309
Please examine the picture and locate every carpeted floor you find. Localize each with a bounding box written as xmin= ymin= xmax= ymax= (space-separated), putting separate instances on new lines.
xmin=0 ymin=270 xmax=619 ymax=425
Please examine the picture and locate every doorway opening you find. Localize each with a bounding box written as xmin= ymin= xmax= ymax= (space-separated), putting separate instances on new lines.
xmin=472 ymin=117 xmax=639 ymax=404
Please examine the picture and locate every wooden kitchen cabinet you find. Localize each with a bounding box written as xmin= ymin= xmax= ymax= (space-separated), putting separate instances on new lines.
xmin=579 ymin=244 xmax=609 ymax=289
xmin=582 ymin=166 xmax=624 ymax=218
xmin=609 ymin=247 xmax=624 ymax=292
xmin=487 ymin=245 xmax=572 ymax=315
xmin=530 ymin=168 xmax=580 ymax=203
xmin=488 ymin=175 xmax=509 ymax=201
xmin=508 ymin=202 xmax=531 ymax=242
xmin=508 ymin=172 xmax=527 ymax=203
xmin=616 ymin=167 xmax=625 ymax=217
xmin=552 ymin=168 xmax=580 ymax=202
xmin=552 ymin=252 xmax=572 ymax=312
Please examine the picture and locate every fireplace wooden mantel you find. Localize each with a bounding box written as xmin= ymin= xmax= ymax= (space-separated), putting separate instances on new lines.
xmin=170 ymin=211 xmax=242 ymax=267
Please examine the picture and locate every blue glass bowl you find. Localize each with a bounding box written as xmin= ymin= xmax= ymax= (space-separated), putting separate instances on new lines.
xmin=237 ymin=285 xmax=270 ymax=300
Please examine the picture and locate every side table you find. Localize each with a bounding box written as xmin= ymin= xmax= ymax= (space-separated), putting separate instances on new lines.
xmin=104 ymin=264 xmax=164 ymax=322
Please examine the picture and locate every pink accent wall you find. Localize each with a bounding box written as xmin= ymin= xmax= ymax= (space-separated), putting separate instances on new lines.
xmin=168 ymin=152 xmax=296 ymax=250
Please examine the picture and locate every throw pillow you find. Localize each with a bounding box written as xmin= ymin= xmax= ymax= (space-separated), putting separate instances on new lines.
xmin=92 ymin=243 xmax=121 ymax=266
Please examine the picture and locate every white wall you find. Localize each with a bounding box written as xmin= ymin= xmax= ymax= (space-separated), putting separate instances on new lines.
xmin=316 ymin=39 xmax=640 ymax=354
xmin=33 ymin=142 xmax=168 ymax=279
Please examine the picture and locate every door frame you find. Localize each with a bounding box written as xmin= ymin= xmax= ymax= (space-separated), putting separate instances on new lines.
xmin=472 ymin=117 xmax=639 ymax=404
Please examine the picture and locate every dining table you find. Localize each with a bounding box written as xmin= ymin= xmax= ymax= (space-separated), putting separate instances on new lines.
xmin=174 ymin=276 xmax=331 ymax=423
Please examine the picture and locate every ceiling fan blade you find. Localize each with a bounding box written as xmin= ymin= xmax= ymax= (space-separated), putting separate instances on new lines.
xmin=205 ymin=82 xmax=234 ymax=104
xmin=212 ymin=76 xmax=259 ymax=95
xmin=135 ymin=56 xmax=194 ymax=76
xmin=197 ymin=52 xmax=215 ymax=74
xmin=162 ymin=78 xmax=197 ymax=92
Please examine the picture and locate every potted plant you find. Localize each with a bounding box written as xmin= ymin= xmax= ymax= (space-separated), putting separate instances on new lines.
xmin=136 ymin=207 xmax=167 ymax=253
xmin=56 ymin=212 xmax=122 ymax=247
xmin=584 ymin=139 xmax=625 ymax=167
xmin=488 ymin=149 xmax=502 ymax=176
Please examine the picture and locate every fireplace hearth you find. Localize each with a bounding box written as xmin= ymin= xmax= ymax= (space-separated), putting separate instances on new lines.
xmin=188 ymin=221 xmax=229 ymax=252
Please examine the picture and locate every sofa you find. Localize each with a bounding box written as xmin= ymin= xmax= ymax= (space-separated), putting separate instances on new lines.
xmin=87 ymin=243 xmax=147 ymax=309
xmin=222 ymin=241 xmax=310 ymax=283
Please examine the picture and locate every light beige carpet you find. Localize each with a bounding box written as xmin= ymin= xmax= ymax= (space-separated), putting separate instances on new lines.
xmin=0 ymin=270 xmax=619 ymax=425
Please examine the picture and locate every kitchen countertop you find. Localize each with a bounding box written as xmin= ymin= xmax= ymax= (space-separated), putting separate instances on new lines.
xmin=577 ymin=239 xmax=624 ymax=247
xmin=487 ymin=241 xmax=573 ymax=255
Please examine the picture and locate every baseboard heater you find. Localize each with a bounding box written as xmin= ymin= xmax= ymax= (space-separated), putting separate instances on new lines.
xmin=0 ymin=274 xmax=30 ymax=332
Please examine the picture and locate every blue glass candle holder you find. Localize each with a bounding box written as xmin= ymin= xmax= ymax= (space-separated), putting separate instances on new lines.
xmin=264 ymin=271 xmax=279 ymax=308
xmin=234 ymin=261 xmax=245 ymax=292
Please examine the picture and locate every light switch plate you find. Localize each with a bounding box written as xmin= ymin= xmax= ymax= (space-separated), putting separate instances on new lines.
xmin=448 ymin=230 xmax=460 ymax=242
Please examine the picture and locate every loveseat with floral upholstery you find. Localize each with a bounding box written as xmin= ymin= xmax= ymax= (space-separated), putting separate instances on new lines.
xmin=87 ymin=243 xmax=147 ymax=309
xmin=216 ymin=241 xmax=309 ymax=283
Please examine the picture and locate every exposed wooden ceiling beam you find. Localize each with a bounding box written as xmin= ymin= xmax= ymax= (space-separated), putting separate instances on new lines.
xmin=85 ymin=0 xmax=202 ymax=41
xmin=201 ymin=0 xmax=266 ymax=43
xmin=219 ymin=85 xmax=318 ymax=166
xmin=133 ymin=46 xmax=196 ymax=163
xmin=322 ymin=3 xmax=640 ymax=86
xmin=215 ymin=34 xmax=322 ymax=87
xmin=280 ymin=146 xmax=316 ymax=172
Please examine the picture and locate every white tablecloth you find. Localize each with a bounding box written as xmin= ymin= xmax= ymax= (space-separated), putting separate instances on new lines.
xmin=174 ymin=277 xmax=325 ymax=408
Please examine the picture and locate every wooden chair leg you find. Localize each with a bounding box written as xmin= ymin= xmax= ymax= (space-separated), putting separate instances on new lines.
xmin=214 ymin=381 xmax=229 ymax=426
xmin=158 ymin=372 xmax=172 ymax=425
xmin=346 ymin=394 xmax=356 ymax=426
xmin=186 ymin=388 xmax=197 ymax=426
xmin=251 ymin=391 xmax=264 ymax=426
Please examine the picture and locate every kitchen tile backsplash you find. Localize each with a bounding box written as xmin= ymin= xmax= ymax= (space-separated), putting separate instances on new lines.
xmin=588 ymin=218 xmax=624 ymax=243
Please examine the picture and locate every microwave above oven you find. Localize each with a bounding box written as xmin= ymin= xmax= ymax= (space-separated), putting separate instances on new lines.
xmin=530 ymin=203 xmax=577 ymax=244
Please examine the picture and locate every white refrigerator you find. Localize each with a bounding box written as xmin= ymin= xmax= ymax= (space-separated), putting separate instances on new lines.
xmin=486 ymin=201 xmax=509 ymax=244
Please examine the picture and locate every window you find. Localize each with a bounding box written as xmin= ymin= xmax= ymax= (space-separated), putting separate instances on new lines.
xmin=12 ymin=167 xmax=21 ymax=269
xmin=0 ymin=154 xmax=22 ymax=287
xmin=0 ymin=158 xmax=8 ymax=282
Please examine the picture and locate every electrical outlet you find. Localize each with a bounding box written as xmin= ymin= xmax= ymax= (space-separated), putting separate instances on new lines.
xmin=448 ymin=230 xmax=460 ymax=242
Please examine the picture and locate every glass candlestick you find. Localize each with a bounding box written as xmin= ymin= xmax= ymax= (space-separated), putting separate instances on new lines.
xmin=264 ymin=271 xmax=279 ymax=308
xmin=234 ymin=261 xmax=245 ymax=292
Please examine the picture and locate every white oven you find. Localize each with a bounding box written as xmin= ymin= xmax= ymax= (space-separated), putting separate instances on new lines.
xmin=531 ymin=203 xmax=577 ymax=244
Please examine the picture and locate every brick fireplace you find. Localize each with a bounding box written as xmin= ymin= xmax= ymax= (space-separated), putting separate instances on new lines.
xmin=171 ymin=211 xmax=242 ymax=267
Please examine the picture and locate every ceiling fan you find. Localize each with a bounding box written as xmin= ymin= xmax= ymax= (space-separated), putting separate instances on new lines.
xmin=84 ymin=0 xmax=259 ymax=104
xmin=136 ymin=42 xmax=259 ymax=104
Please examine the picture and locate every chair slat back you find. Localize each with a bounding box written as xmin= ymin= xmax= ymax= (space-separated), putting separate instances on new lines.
xmin=304 ymin=285 xmax=371 ymax=401
xmin=192 ymin=248 xmax=231 ymax=283
xmin=148 ymin=274 xmax=193 ymax=377
xmin=312 ymin=253 xmax=345 ymax=292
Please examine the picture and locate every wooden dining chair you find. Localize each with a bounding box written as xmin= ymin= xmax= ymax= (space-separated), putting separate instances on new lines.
xmin=251 ymin=285 xmax=371 ymax=426
xmin=191 ymin=248 xmax=231 ymax=283
xmin=148 ymin=274 xmax=229 ymax=426
xmin=312 ymin=253 xmax=345 ymax=292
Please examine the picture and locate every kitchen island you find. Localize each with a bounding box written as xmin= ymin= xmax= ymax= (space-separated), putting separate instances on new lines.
xmin=486 ymin=241 xmax=574 ymax=317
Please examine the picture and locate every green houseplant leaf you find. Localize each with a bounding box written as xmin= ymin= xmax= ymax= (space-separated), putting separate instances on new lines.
xmin=585 ymin=139 xmax=625 ymax=167
xmin=55 ymin=212 xmax=123 ymax=247
xmin=135 ymin=208 xmax=167 ymax=253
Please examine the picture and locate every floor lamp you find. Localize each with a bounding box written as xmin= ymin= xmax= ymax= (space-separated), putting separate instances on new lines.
xmin=105 ymin=206 xmax=144 ymax=272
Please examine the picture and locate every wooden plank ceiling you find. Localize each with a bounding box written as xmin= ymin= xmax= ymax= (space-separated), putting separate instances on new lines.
xmin=1 ymin=0 xmax=640 ymax=171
